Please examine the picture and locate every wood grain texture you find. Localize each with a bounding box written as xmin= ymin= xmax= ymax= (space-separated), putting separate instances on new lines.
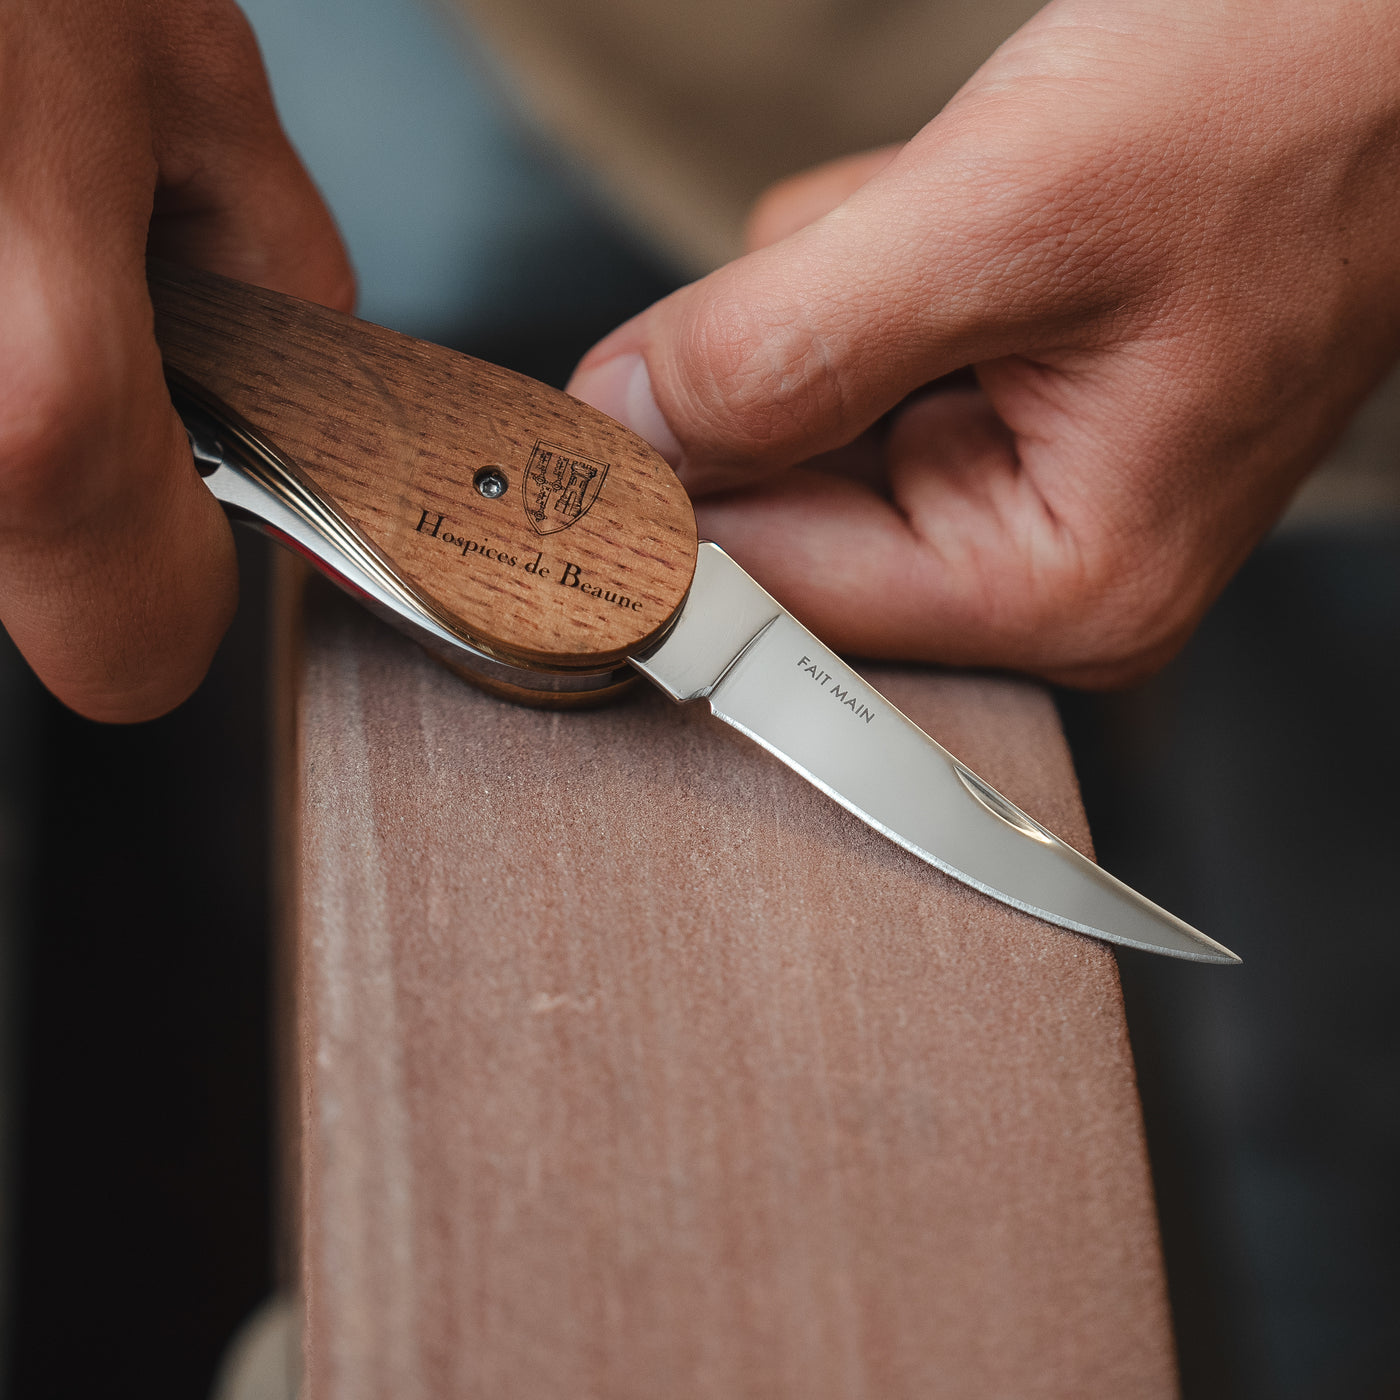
xmin=151 ymin=263 xmax=697 ymax=670
xmin=293 ymin=580 xmax=1177 ymax=1400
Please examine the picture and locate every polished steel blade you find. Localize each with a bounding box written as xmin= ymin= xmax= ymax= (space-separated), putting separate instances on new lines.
xmin=633 ymin=544 xmax=1239 ymax=964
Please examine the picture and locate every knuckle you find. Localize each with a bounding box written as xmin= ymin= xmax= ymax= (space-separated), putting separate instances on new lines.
xmin=0 ymin=297 xmax=113 ymax=528
xmin=666 ymin=283 xmax=850 ymax=466
xmin=0 ymin=358 xmax=79 ymax=505
xmin=929 ymin=119 xmax=1157 ymax=324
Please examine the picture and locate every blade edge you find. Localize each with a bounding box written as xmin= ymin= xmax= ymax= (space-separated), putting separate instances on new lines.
xmin=636 ymin=544 xmax=1240 ymax=965
xmin=708 ymin=703 xmax=1239 ymax=964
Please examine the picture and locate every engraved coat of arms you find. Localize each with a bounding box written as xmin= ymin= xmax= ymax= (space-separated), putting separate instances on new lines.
xmin=522 ymin=442 xmax=609 ymax=535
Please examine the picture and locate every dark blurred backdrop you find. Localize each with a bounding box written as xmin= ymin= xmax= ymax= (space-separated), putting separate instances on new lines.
xmin=1060 ymin=527 xmax=1400 ymax=1400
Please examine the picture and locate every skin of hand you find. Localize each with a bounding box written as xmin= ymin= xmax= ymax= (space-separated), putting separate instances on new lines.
xmin=568 ymin=0 xmax=1400 ymax=686
xmin=0 ymin=0 xmax=351 ymax=720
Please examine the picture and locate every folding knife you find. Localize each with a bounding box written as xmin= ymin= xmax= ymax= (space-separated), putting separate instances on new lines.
xmin=150 ymin=261 xmax=1239 ymax=965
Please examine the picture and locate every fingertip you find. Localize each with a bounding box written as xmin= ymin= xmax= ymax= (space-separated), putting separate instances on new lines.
xmin=569 ymin=308 xmax=649 ymax=380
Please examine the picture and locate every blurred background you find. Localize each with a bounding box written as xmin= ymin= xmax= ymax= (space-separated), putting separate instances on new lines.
xmin=0 ymin=0 xmax=1396 ymax=1396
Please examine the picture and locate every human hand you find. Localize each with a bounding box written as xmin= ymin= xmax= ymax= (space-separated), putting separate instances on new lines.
xmin=569 ymin=0 xmax=1400 ymax=685
xmin=0 ymin=0 xmax=351 ymax=720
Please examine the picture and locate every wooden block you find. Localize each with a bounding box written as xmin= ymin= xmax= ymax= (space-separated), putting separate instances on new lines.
xmin=289 ymin=579 xmax=1176 ymax=1400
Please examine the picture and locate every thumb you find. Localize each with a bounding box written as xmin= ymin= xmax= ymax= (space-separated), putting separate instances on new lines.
xmin=567 ymin=127 xmax=1054 ymax=493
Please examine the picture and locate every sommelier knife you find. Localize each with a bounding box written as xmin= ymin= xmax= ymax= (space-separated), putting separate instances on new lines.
xmin=151 ymin=261 xmax=1239 ymax=966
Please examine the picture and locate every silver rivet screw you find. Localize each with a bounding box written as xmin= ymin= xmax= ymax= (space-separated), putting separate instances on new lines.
xmin=474 ymin=466 xmax=508 ymax=499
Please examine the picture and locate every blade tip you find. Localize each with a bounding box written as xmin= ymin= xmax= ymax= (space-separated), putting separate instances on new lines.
xmin=1194 ymin=942 xmax=1243 ymax=966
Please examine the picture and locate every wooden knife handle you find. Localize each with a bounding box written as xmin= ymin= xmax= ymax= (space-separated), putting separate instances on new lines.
xmin=150 ymin=261 xmax=698 ymax=674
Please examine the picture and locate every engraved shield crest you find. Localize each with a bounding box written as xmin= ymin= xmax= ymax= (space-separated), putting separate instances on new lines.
xmin=522 ymin=441 xmax=610 ymax=535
